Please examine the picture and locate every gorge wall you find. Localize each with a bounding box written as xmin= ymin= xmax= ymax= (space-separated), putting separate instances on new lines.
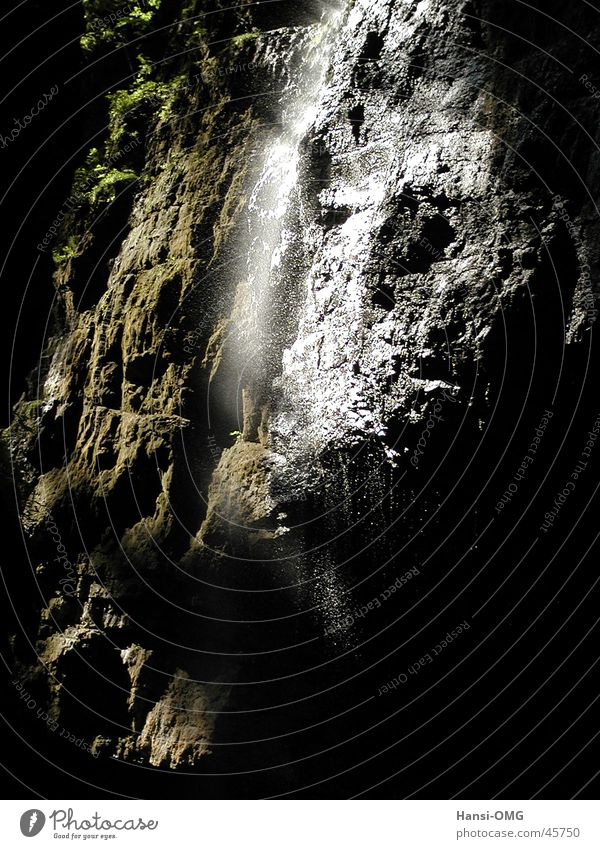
xmin=3 ymin=0 xmax=600 ymax=797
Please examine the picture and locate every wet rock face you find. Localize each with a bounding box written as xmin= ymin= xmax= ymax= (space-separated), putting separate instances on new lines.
xmin=6 ymin=0 xmax=600 ymax=790
xmin=270 ymin=0 xmax=600 ymax=493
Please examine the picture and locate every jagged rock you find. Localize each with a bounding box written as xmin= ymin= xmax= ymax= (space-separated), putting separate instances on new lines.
xmin=5 ymin=0 xmax=600 ymax=784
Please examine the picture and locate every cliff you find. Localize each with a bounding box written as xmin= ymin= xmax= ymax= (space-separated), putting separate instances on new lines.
xmin=4 ymin=0 xmax=600 ymax=797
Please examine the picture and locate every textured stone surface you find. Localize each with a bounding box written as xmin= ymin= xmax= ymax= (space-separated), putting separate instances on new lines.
xmin=5 ymin=0 xmax=600 ymax=783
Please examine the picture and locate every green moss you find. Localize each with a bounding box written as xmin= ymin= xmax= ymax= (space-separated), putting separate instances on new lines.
xmin=20 ymin=400 xmax=44 ymax=419
xmin=230 ymin=30 xmax=260 ymax=48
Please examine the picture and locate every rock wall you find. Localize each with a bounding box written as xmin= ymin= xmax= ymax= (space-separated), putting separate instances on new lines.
xmin=4 ymin=0 xmax=600 ymax=797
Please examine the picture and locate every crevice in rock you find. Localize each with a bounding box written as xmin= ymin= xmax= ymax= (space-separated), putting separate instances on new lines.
xmin=361 ymin=31 xmax=385 ymax=61
xmin=348 ymin=104 xmax=365 ymax=143
xmin=372 ymin=281 xmax=396 ymax=311
xmin=55 ymin=638 xmax=131 ymax=737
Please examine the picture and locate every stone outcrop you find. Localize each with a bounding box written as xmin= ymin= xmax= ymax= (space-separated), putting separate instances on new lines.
xmin=5 ymin=0 xmax=600 ymax=796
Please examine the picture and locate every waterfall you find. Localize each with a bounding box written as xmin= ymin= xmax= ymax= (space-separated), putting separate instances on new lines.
xmin=231 ymin=5 xmax=343 ymax=429
xmin=201 ymin=0 xmax=399 ymax=642
xmin=199 ymin=5 xmax=344 ymax=547
xmin=197 ymin=4 xmax=362 ymax=641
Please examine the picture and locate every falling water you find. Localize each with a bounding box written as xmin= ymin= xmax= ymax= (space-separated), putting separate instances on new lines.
xmin=232 ymin=6 xmax=343 ymax=407
xmin=215 ymin=4 xmax=361 ymax=642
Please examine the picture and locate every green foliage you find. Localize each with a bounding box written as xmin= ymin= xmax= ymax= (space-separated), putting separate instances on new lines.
xmin=88 ymin=168 xmax=138 ymax=205
xmin=70 ymin=147 xmax=138 ymax=208
xmin=181 ymin=0 xmax=199 ymax=16
xmin=52 ymin=235 xmax=83 ymax=266
xmin=107 ymin=69 xmax=167 ymax=149
xmin=51 ymin=150 xmax=138 ymax=268
xmin=81 ymin=0 xmax=162 ymax=54
xmin=71 ymin=146 xmax=102 ymax=195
